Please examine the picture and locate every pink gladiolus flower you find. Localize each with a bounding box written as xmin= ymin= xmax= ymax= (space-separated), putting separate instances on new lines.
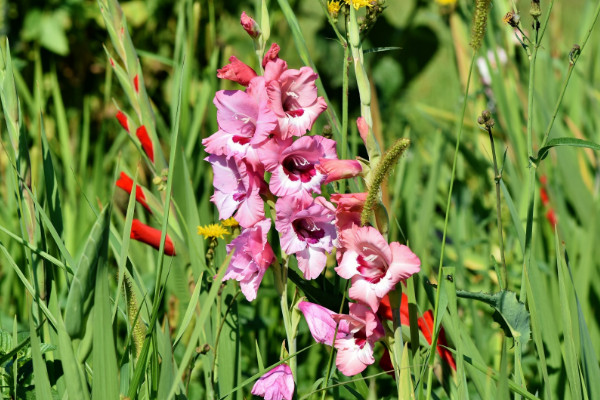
xmin=335 ymin=225 xmax=421 ymax=312
xmin=203 ymin=78 xmax=277 ymax=167
xmin=240 ymin=11 xmax=261 ymax=38
xmin=251 ymin=364 xmax=294 ymax=400
xmin=116 ymin=172 xmax=151 ymax=213
xmin=330 ymin=193 xmax=367 ymax=232
xmin=317 ymin=158 xmax=362 ymax=184
xmin=298 ymin=301 xmax=350 ymax=346
xmin=217 ymin=56 xmax=257 ymax=86
xmin=275 ymin=197 xmax=336 ymax=279
xmin=265 ymin=61 xmax=327 ymax=139
xmin=207 ymin=154 xmax=265 ymax=228
xmin=223 ymin=219 xmax=274 ymax=301
xmin=261 ymin=135 xmax=337 ymax=201
xmin=332 ymin=303 xmax=385 ymax=376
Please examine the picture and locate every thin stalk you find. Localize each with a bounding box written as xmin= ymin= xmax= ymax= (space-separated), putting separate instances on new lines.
xmin=339 ymin=21 xmax=350 ymax=195
xmin=319 ymin=0 xmax=345 ymax=44
xmin=487 ymin=126 xmax=508 ymax=289
xmin=425 ymin=53 xmax=477 ymax=400
xmin=540 ymin=0 xmax=600 ymax=148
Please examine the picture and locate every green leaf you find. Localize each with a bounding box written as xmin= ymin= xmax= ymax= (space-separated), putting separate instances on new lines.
xmin=39 ymin=12 xmax=70 ymax=55
xmin=534 ymin=137 xmax=600 ymax=163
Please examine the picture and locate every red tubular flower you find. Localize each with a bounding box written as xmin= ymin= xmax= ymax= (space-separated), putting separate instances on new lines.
xmin=115 ymin=172 xmax=151 ymax=213
xmin=216 ymin=56 xmax=257 ymax=86
xmin=540 ymin=187 xmax=550 ymax=206
xmin=135 ymin=125 xmax=154 ymax=163
xmin=133 ymin=74 xmax=139 ymax=93
xmin=130 ymin=219 xmax=176 ymax=256
xmin=546 ymin=209 xmax=557 ymax=227
xmin=378 ymin=294 xmax=456 ymax=371
xmin=116 ymin=110 xmax=129 ymax=133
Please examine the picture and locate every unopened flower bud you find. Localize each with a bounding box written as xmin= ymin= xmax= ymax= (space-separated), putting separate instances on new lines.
xmin=240 ymin=12 xmax=261 ymax=38
xmin=530 ymin=0 xmax=542 ymax=20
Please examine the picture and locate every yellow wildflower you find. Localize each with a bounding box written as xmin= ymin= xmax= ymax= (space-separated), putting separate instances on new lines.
xmin=436 ymin=0 xmax=457 ymax=5
xmin=221 ymin=217 xmax=239 ymax=227
xmin=344 ymin=0 xmax=373 ymax=10
xmin=328 ymin=0 xmax=341 ymax=15
xmin=197 ymin=223 xmax=229 ymax=239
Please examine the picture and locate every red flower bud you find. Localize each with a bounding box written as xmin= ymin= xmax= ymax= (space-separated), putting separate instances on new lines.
xmin=317 ymin=158 xmax=363 ymax=184
xmin=133 ymin=74 xmax=139 ymax=93
xmin=116 ymin=172 xmax=151 ymax=213
xmin=116 ymin=110 xmax=129 ymax=133
xmin=135 ymin=125 xmax=154 ymax=163
xmin=216 ymin=56 xmax=257 ymax=86
xmin=262 ymin=43 xmax=280 ymax=68
xmin=240 ymin=11 xmax=261 ymax=38
xmin=356 ymin=117 xmax=369 ymax=144
xmin=130 ymin=219 xmax=176 ymax=256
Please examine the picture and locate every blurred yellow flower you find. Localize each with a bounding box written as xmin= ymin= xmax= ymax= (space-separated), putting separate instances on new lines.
xmin=197 ymin=223 xmax=229 ymax=239
xmin=344 ymin=0 xmax=373 ymax=10
xmin=436 ymin=0 xmax=457 ymax=5
xmin=328 ymin=0 xmax=341 ymax=15
xmin=221 ymin=217 xmax=239 ymax=227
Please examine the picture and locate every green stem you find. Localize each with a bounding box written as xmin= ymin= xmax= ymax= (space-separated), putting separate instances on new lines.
xmin=339 ymin=20 xmax=350 ymax=195
xmin=487 ymin=126 xmax=508 ymax=289
xmin=425 ymin=53 xmax=477 ymax=400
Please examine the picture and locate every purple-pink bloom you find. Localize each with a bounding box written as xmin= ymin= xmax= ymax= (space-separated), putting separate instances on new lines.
xmin=297 ymin=301 xmax=350 ymax=346
xmin=332 ymin=303 xmax=385 ymax=376
xmin=206 ymin=154 xmax=265 ymax=229
xmin=335 ymin=225 xmax=421 ymax=312
xmin=216 ymin=56 xmax=257 ymax=86
xmin=264 ymin=60 xmax=327 ymax=139
xmin=251 ymin=364 xmax=294 ymax=400
xmin=261 ymin=135 xmax=337 ymax=202
xmin=317 ymin=158 xmax=363 ymax=184
xmin=203 ymin=78 xmax=277 ymax=168
xmin=240 ymin=11 xmax=261 ymax=38
xmin=223 ymin=219 xmax=274 ymax=301
xmin=275 ymin=196 xmax=336 ymax=280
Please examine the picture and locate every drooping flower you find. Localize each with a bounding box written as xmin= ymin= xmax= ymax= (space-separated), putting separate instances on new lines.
xmin=206 ymin=154 xmax=265 ymax=229
xmin=240 ymin=11 xmax=261 ymax=39
xmin=251 ymin=364 xmax=294 ymax=400
xmin=317 ymin=158 xmax=362 ymax=184
xmin=116 ymin=172 xmax=151 ymax=213
xmin=261 ymin=135 xmax=337 ymax=202
xmin=130 ymin=219 xmax=176 ymax=256
xmin=223 ymin=219 xmax=274 ymax=301
xmin=275 ymin=196 xmax=336 ymax=279
xmin=264 ymin=61 xmax=327 ymax=139
xmin=203 ymin=78 xmax=277 ymax=166
xmin=197 ymin=223 xmax=229 ymax=239
xmin=216 ymin=56 xmax=257 ymax=86
xmin=297 ymin=301 xmax=350 ymax=345
xmin=332 ymin=303 xmax=384 ymax=376
xmin=335 ymin=225 xmax=421 ymax=312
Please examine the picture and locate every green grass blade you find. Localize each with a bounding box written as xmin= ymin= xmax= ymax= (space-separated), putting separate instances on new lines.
xmin=29 ymin=310 xmax=54 ymax=400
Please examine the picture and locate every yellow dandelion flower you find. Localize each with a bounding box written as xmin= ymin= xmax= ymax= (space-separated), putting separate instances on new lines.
xmin=344 ymin=0 xmax=373 ymax=10
xmin=221 ymin=217 xmax=239 ymax=227
xmin=436 ymin=0 xmax=457 ymax=5
xmin=328 ymin=0 xmax=341 ymax=15
xmin=197 ymin=223 xmax=229 ymax=239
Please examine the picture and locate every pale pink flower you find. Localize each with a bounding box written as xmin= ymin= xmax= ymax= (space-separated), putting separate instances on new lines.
xmin=330 ymin=192 xmax=367 ymax=232
xmin=317 ymin=158 xmax=362 ymax=184
xmin=297 ymin=301 xmax=350 ymax=346
xmin=275 ymin=196 xmax=336 ymax=279
xmin=240 ymin=11 xmax=261 ymax=38
xmin=264 ymin=61 xmax=327 ymax=139
xmin=261 ymin=135 xmax=337 ymax=202
xmin=332 ymin=303 xmax=385 ymax=376
xmin=335 ymin=225 xmax=421 ymax=312
xmin=206 ymin=154 xmax=265 ymax=228
xmin=251 ymin=364 xmax=294 ymax=400
xmin=223 ymin=219 xmax=274 ymax=301
xmin=216 ymin=56 xmax=257 ymax=86
xmin=202 ymin=78 xmax=277 ymax=167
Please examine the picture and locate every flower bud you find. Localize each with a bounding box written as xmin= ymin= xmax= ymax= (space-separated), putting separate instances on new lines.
xmin=216 ymin=56 xmax=257 ymax=86
xmin=240 ymin=11 xmax=261 ymax=38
